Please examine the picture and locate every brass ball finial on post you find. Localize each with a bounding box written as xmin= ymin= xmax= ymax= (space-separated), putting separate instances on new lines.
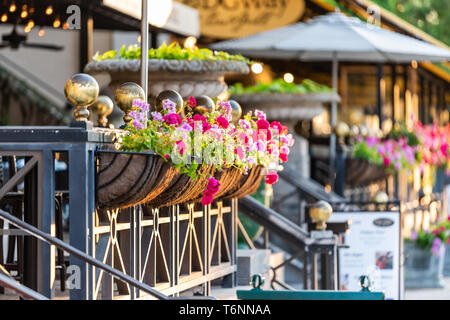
xmin=91 ymin=95 xmax=114 ymax=127
xmin=64 ymin=73 xmax=99 ymax=123
xmin=309 ymin=200 xmax=333 ymax=230
xmin=114 ymin=82 xmax=145 ymax=125
xmin=227 ymin=99 xmax=242 ymax=125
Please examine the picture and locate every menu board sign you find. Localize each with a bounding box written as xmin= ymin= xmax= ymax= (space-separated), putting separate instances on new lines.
xmin=329 ymin=211 xmax=402 ymax=300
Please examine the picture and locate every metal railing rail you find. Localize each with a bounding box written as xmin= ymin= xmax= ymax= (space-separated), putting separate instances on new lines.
xmin=0 ymin=208 xmax=169 ymax=300
xmin=0 ymin=272 xmax=49 ymax=300
xmin=239 ymin=196 xmax=313 ymax=248
xmin=238 ymin=196 xmax=339 ymax=291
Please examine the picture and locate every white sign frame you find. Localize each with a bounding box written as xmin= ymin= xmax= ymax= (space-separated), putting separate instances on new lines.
xmin=329 ymin=210 xmax=403 ymax=300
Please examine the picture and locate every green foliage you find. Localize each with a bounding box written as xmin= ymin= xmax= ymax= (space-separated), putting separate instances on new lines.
xmin=228 ymin=78 xmax=332 ymax=95
xmin=93 ymin=42 xmax=252 ymax=63
xmin=371 ymin=0 xmax=450 ymax=46
xmin=352 ymin=141 xmax=383 ymax=166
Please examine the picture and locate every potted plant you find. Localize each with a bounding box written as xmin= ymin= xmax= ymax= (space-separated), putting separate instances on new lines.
xmin=96 ymin=94 xmax=295 ymax=210
xmin=404 ymin=220 xmax=450 ymax=288
xmin=85 ymin=43 xmax=250 ymax=100
xmin=228 ymin=78 xmax=340 ymax=121
xmin=348 ymin=124 xmax=421 ymax=186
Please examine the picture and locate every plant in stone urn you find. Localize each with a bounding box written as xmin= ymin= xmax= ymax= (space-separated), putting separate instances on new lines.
xmin=228 ymin=78 xmax=339 ymax=122
xmin=404 ymin=219 xmax=450 ymax=288
xmin=85 ymin=42 xmax=251 ymax=101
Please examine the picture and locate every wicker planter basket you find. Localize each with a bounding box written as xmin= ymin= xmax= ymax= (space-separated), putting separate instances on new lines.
xmin=346 ymin=158 xmax=391 ymax=186
xmin=96 ymin=149 xmax=265 ymax=210
xmin=85 ymin=59 xmax=249 ymax=100
xmin=96 ymin=151 xmax=178 ymax=210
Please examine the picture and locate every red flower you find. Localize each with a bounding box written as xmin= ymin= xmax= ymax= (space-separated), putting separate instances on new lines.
xmin=193 ymin=114 xmax=210 ymax=132
xmin=265 ymin=170 xmax=278 ymax=185
xmin=383 ymin=157 xmax=391 ymax=166
xmin=280 ymin=153 xmax=288 ymax=162
xmin=216 ymin=115 xmax=229 ymax=129
xmin=281 ymin=125 xmax=289 ymax=135
xmin=163 ymin=113 xmax=182 ymax=126
xmin=432 ymin=229 xmax=439 ymax=235
xmin=164 ymin=154 xmax=170 ymax=160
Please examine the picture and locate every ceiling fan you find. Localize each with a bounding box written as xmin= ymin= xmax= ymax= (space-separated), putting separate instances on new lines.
xmin=0 ymin=25 xmax=63 ymax=51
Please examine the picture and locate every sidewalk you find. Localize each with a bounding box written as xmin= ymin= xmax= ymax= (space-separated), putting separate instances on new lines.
xmin=404 ymin=277 xmax=450 ymax=300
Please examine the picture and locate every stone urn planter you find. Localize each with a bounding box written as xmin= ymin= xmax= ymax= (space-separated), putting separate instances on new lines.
xmin=404 ymin=241 xmax=446 ymax=288
xmin=84 ymin=59 xmax=249 ymax=100
xmin=230 ymin=92 xmax=340 ymax=121
xmin=345 ymin=158 xmax=391 ymax=186
xmin=96 ymin=149 xmax=265 ymax=210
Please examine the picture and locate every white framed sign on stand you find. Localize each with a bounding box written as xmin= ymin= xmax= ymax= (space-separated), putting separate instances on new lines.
xmin=329 ymin=203 xmax=403 ymax=300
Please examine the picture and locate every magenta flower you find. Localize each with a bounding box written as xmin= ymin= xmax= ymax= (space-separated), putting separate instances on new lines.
xmin=163 ymin=113 xmax=182 ymax=126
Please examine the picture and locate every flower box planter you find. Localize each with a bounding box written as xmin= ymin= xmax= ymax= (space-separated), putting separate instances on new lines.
xmin=345 ymin=158 xmax=391 ymax=186
xmin=404 ymin=241 xmax=446 ymax=288
xmin=230 ymin=92 xmax=340 ymax=121
xmin=84 ymin=59 xmax=249 ymax=100
xmin=96 ymin=149 xmax=264 ymax=210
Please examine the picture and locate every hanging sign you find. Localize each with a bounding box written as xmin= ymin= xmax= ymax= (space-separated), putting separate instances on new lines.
xmin=329 ymin=210 xmax=402 ymax=300
xmin=181 ymin=0 xmax=305 ymax=39
xmin=103 ymin=0 xmax=200 ymax=37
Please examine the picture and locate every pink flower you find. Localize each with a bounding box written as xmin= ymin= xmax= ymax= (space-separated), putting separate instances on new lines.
xmin=163 ymin=113 xmax=182 ymax=126
xmin=176 ymin=140 xmax=186 ymax=155
xmin=201 ymin=191 xmax=214 ymax=205
xmin=201 ymin=177 xmax=220 ymax=205
xmin=216 ymin=115 xmax=229 ymax=129
xmin=410 ymin=231 xmax=418 ymax=241
xmin=265 ymin=170 xmax=278 ymax=185
xmin=280 ymin=153 xmax=288 ymax=162
xmin=164 ymin=154 xmax=170 ymax=160
xmin=256 ymin=119 xmax=270 ymax=130
xmin=235 ymin=146 xmax=245 ymax=160
xmin=383 ymin=157 xmax=390 ymax=166
xmin=206 ymin=177 xmax=220 ymax=193
xmin=270 ymin=121 xmax=283 ymax=133
xmin=188 ymin=96 xmax=196 ymax=108
xmin=432 ymin=229 xmax=439 ymax=236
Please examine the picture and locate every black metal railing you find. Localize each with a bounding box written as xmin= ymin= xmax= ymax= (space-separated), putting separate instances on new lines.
xmin=0 ymin=208 xmax=169 ymax=300
xmin=238 ymin=195 xmax=339 ymax=291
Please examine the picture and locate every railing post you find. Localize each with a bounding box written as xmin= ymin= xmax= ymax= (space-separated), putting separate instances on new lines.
xmin=69 ymin=144 xmax=95 ymax=300
xmin=39 ymin=150 xmax=56 ymax=298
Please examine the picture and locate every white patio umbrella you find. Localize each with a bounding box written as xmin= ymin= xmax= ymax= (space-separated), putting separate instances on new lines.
xmin=211 ymin=11 xmax=450 ymax=186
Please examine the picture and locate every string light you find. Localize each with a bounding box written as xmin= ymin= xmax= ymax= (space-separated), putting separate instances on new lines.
xmin=53 ymin=18 xmax=61 ymax=28
xmin=45 ymin=6 xmax=53 ymax=15
xmin=9 ymin=3 xmax=16 ymax=13
xmin=62 ymin=22 xmax=69 ymax=30
xmin=283 ymin=72 xmax=294 ymax=83
xmin=1 ymin=14 xmax=7 ymax=23
xmin=184 ymin=36 xmax=197 ymax=49
xmin=20 ymin=10 xmax=28 ymax=18
xmin=251 ymin=63 xmax=263 ymax=74
xmin=38 ymin=27 xmax=45 ymax=37
xmin=24 ymin=25 xmax=31 ymax=33
xmin=27 ymin=20 xmax=35 ymax=29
